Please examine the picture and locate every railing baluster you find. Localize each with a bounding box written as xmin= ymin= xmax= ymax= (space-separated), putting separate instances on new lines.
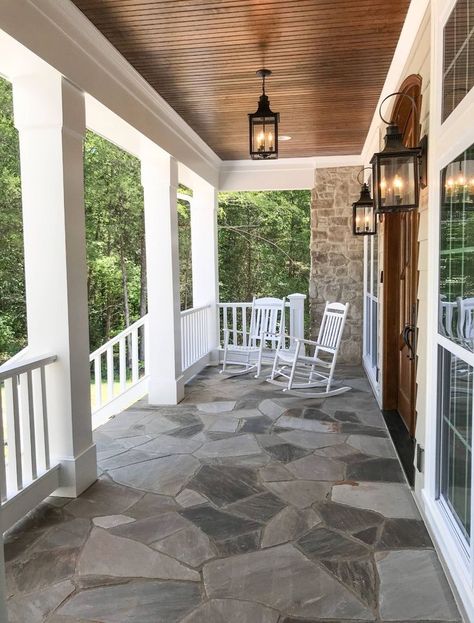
xmin=39 ymin=366 xmax=51 ymax=470
xmin=119 ymin=337 xmax=126 ymax=391
xmin=5 ymin=375 xmax=22 ymax=494
xmin=0 ymin=383 xmax=7 ymax=503
xmin=132 ymin=328 xmax=139 ymax=383
xmin=22 ymin=371 xmax=37 ymax=481
xmin=232 ymin=306 xmax=237 ymax=345
xmin=94 ymin=355 xmax=102 ymax=409
xmin=106 ymin=345 xmax=114 ymax=400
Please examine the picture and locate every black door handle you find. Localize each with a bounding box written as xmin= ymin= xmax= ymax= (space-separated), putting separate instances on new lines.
xmin=403 ymin=324 xmax=416 ymax=361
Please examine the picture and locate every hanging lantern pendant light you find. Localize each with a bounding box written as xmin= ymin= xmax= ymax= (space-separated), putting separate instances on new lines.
xmin=371 ymin=92 xmax=425 ymax=213
xmin=352 ymin=168 xmax=376 ymax=236
xmin=249 ymin=69 xmax=280 ymax=160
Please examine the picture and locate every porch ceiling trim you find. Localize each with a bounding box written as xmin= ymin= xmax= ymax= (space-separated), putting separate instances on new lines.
xmin=0 ymin=0 xmax=221 ymax=186
xmin=219 ymin=155 xmax=363 ymax=191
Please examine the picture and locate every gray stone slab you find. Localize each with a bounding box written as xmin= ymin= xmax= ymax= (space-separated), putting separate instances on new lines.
xmin=347 ymin=434 xmax=396 ymax=458
xmin=262 ymin=506 xmax=321 ymax=548
xmin=259 ymin=463 xmax=295 ymax=482
xmin=264 ymin=443 xmax=308 ymax=463
xmin=92 ymin=515 xmax=135 ymax=529
xmin=58 ymin=579 xmax=202 ymax=623
xmin=152 ymin=524 xmax=216 ymax=567
xmin=376 ymin=549 xmax=460 ymax=621
xmin=332 ymin=483 xmax=420 ymax=519
xmin=264 ymin=480 xmax=331 ymax=508
xmin=203 ymin=543 xmax=374 ymax=620
xmin=322 ymin=558 xmax=377 ymax=607
xmin=126 ymin=493 xmax=178 ymax=518
xmin=7 ymin=547 xmax=78 ymax=593
xmin=286 ymin=454 xmax=345 ymax=481
xmin=317 ymin=501 xmax=384 ymax=533
xmin=346 ymin=457 xmax=405 ymax=483
xmin=207 ymin=418 xmax=240 ymax=433
xmin=377 ymin=518 xmax=432 ymax=549
xmin=180 ymin=505 xmax=262 ymax=542
xmin=197 ymin=401 xmax=236 ymax=413
xmin=225 ymin=492 xmax=286 ymax=522
xmin=99 ymin=448 xmax=158 ymax=471
xmin=297 ymin=526 xmax=370 ymax=561
xmin=277 ymin=415 xmax=340 ymax=433
xmin=181 ymin=599 xmax=279 ymax=623
xmin=109 ymin=454 xmax=200 ymax=495
xmin=33 ymin=518 xmax=91 ymax=551
xmin=66 ymin=479 xmax=143 ymax=518
xmin=78 ymin=527 xmax=199 ymax=581
xmin=277 ymin=430 xmax=346 ymax=449
xmin=187 ymin=464 xmax=262 ymax=506
xmin=7 ymin=580 xmax=75 ymax=623
xmin=138 ymin=434 xmax=204 ymax=455
xmin=258 ymin=398 xmax=287 ymax=420
xmin=110 ymin=511 xmax=191 ymax=544
xmin=176 ymin=488 xmax=209 ymax=507
xmin=195 ymin=434 xmax=261 ymax=458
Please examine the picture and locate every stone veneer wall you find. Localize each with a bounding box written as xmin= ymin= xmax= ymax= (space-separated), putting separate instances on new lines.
xmin=310 ymin=166 xmax=364 ymax=364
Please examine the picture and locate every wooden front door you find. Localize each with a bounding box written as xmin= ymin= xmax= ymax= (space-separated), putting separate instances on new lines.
xmin=397 ymin=210 xmax=418 ymax=434
xmin=382 ymin=75 xmax=422 ymax=437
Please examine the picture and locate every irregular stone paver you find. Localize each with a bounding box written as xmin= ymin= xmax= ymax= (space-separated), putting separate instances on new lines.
xmin=262 ymin=506 xmax=321 ymax=548
xmin=181 ymin=599 xmax=279 ymax=623
xmin=278 ymin=430 xmax=346 ymax=449
xmin=203 ymin=543 xmax=375 ymax=620
xmin=347 ymin=434 xmax=396 ymax=458
xmin=265 ymin=480 xmax=330 ymax=508
xmin=197 ymin=401 xmax=236 ymax=413
xmin=195 ymin=434 xmax=261 ymax=458
xmin=109 ymin=454 xmax=200 ymax=495
xmin=187 ymin=464 xmax=262 ymax=506
xmin=78 ymin=528 xmax=199 ymax=581
xmin=7 ymin=580 xmax=75 ymax=623
xmin=58 ymin=580 xmax=201 ymax=622
xmin=152 ymin=524 xmax=215 ymax=567
xmin=376 ymin=549 xmax=460 ymax=621
xmin=6 ymin=365 xmax=460 ymax=623
xmin=286 ymin=453 xmax=345 ymax=481
xmin=332 ymin=482 xmax=420 ymax=518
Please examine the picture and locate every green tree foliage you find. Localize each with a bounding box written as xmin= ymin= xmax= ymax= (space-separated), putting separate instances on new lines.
xmin=84 ymin=131 xmax=145 ymax=352
xmin=0 ymin=72 xmax=311 ymax=362
xmin=0 ymin=78 xmax=25 ymax=363
xmin=218 ymin=190 xmax=311 ymax=302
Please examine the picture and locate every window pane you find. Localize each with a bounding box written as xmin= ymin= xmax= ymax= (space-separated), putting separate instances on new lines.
xmin=439 ymin=144 xmax=474 ymax=352
xmin=443 ymin=0 xmax=474 ymax=121
xmin=439 ymin=347 xmax=472 ymax=542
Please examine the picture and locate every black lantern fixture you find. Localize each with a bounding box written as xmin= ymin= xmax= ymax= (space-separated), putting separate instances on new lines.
xmin=249 ymin=69 xmax=279 ymax=160
xmin=371 ymin=92 xmax=425 ymax=213
xmin=352 ymin=168 xmax=376 ymax=236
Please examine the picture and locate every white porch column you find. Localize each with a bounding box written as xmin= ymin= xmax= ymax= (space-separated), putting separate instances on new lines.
xmin=191 ymin=180 xmax=220 ymax=360
xmin=141 ymin=142 xmax=184 ymax=404
xmin=13 ymin=70 xmax=96 ymax=497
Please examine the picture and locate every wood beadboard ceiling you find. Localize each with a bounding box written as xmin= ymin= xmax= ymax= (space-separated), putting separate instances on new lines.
xmin=72 ymin=0 xmax=411 ymax=160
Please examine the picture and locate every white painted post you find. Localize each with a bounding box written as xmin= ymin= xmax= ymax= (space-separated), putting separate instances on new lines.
xmin=191 ymin=179 xmax=219 ymax=361
xmin=288 ymin=293 xmax=307 ymax=340
xmin=13 ymin=69 xmax=96 ymax=497
xmin=141 ymin=140 xmax=184 ymax=404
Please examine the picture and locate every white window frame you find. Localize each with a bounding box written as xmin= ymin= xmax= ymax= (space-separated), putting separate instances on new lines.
xmin=363 ymin=233 xmax=380 ymax=401
xmin=422 ymin=0 xmax=474 ymax=617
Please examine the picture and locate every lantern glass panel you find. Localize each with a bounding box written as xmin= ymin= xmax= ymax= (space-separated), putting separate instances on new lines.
xmin=353 ymin=204 xmax=376 ymax=235
xmin=379 ymin=155 xmax=416 ymax=208
xmin=250 ymin=116 xmax=277 ymax=156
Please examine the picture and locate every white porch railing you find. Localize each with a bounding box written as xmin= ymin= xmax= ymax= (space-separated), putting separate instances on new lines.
xmin=89 ymin=315 xmax=149 ymax=427
xmin=181 ymin=305 xmax=211 ymax=372
xmin=0 ymin=352 xmax=59 ymax=531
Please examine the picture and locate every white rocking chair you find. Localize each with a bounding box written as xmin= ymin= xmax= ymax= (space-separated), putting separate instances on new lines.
xmin=221 ymin=296 xmax=286 ymax=378
xmin=267 ymin=301 xmax=351 ymax=397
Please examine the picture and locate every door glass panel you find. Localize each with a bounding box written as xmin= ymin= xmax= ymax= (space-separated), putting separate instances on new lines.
xmin=439 ymin=144 xmax=474 ymax=352
xmin=439 ymin=347 xmax=472 ymax=542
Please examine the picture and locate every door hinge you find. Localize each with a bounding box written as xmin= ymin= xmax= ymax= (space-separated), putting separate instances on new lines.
xmin=380 ymin=270 xmax=384 ymax=284
xmin=416 ymin=443 xmax=424 ymax=473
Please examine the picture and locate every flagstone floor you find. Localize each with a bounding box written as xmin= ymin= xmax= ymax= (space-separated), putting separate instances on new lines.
xmin=5 ymin=366 xmax=462 ymax=622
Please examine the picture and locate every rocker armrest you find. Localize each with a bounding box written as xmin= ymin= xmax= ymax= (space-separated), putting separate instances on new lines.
xmin=294 ymin=337 xmax=321 ymax=346
xmin=223 ymin=329 xmax=246 ymax=335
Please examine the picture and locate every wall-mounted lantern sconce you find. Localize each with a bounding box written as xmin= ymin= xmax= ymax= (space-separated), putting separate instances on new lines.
xmin=371 ymin=92 xmax=427 ymax=213
xmin=352 ymin=167 xmax=376 ymax=236
xmin=249 ymin=69 xmax=279 ymax=160
xmin=442 ymin=147 xmax=474 ymax=206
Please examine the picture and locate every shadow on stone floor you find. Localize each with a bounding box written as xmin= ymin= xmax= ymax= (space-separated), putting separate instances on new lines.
xmin=5 ymin=365 xmax=461 ymax=622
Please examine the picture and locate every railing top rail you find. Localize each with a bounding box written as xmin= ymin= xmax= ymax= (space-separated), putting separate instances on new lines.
xmin=181 ymin=304 xmax=211 ymax=317
xmin=219 ymin=301 xmax=291 ymax=308
xmin=0 ymin=354 xmax=57 ymax=381
xmin=90 ymin=314 xmax=148 ymax=360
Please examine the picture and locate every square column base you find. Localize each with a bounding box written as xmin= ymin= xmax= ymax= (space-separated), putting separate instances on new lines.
xmin=148 ymin=375 xmax=185 ymax=406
